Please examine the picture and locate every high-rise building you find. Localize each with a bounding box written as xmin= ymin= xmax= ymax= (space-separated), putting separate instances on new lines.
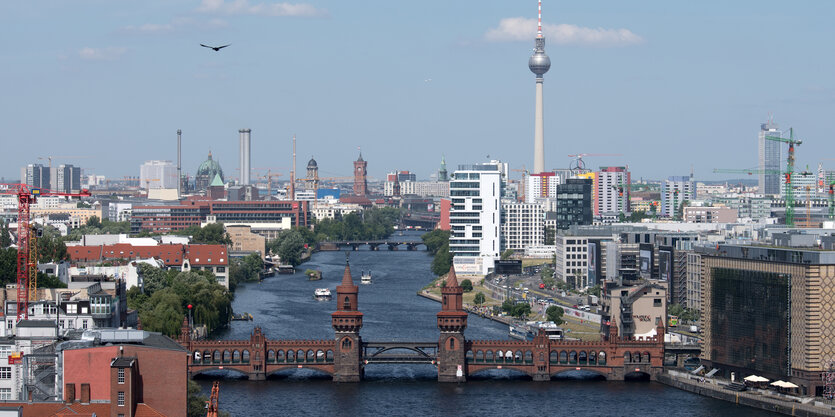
xmin=449 ymin=163 xmax=502 ymax=275
xmin=528 ymin=0 xmax=551 ymax=174
xmin=758 ymin=120 xmax=782 ymax=195
xmin=597 ymin=167 xmax=631 ymax=216
xmin=524 ymin=172 xmax=559 ymax=203
xmin=555 ymin=178 xmax=593 ymax=229
xmin=20 ymin=164 xmax=50 ymax=190
xmin=139 ymin=160 xmax=178 ymax=190
xmin=661 ymin=176 xmax=694 ymax=218
xmin=353 ymin=152 xmax=368 ymax=197
xmin=55 ymin=164 xmax=82 ymax=194
xmin=697 ymin=243 xmax=835 ymax=395
xmin=239 ymin=129 xmax=251 ymax=185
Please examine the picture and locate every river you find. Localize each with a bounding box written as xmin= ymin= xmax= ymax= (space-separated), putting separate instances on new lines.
xmin=198 ymin=232 xmax=775 ymax=416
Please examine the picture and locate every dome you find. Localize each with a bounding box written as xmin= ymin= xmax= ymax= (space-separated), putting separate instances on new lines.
xmin=307 ymin=157 xmax=318 ymax=168
xmin=197 ymin=151 xmax=224 ymax=182
xmin=529 ymin=52 xmax=551 ymax=76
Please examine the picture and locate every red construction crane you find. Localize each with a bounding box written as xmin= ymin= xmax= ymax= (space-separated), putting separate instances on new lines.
xmin=0 ymin=184 xmax=90 ymax=321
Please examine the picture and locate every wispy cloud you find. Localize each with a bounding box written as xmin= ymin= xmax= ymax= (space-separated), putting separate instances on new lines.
xmin=485 ymin=17 xmax=643 ymax=47
xmin=121 ymin=17 xmax=228 ymax=35
xmin=78 ymin=47 xmax=127 ymax=61
xmin=197 ymin=0 xmax=327 ymax=17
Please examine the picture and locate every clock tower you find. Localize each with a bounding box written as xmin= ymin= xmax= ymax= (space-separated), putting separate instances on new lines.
xmin=353 ymin=151 xmax=368 ymax=197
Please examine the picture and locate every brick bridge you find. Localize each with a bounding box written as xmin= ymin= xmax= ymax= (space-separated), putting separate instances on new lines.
xmin=178 ymin=264 xmax=664 ymax=382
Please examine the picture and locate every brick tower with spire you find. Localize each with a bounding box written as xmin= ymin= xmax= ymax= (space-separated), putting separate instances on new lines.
xmin=436 ymin=266 xmax=468 ymax=382
xmin=331 ymin=255 xmax=364 ymax=382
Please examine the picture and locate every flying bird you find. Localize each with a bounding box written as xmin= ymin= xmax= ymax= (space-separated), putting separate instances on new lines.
xmin=200 ymin=43 xmax=231 ymax=52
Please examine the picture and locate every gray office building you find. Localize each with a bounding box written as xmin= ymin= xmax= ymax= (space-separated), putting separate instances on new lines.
xmin=758 ymin=120 xmax=782 ymax=195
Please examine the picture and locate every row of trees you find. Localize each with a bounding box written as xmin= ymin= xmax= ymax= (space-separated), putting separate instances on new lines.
xmin=127 ymin=264 xmax=232 ymax=337
xmin=314 ymin=208 xmax=401 ymax=242
xmin=228 ymin=253 xmax=264 ymax=291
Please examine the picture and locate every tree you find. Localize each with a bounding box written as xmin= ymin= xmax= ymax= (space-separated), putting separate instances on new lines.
xmin=540 ymin=266 xmax=554 ymax=282
xmin=546 ymin=305 xmax=565 ymax=325
xmin=36 ymin=272 xmax=66 ymax=288
xmin=187 ymin=380 xmax=209 ymax=417
xmin=229 ymin=253 xmax=262 ymax=290
xmin=0 ymin=222 xmax=10 ymax=248
xmin=37 ymin=226 xmax=67 ymax=262
xmin=460 ymin=279 xmax=473 ymax=292
xmin=85 ymin=216 xmax=102 ymax=229
xmin=588 ymin=284 xmax=602 ymax=297
xmin=473 ymin=292 xmax=486 ymax=306
xmin=138 ymin=264 xmax=169 ymax=297
xmin=0 ymin=248 xmax=17 ymax=285
xmin=277 ymin=231 xmax=305 ymax=266
xmin=421 ymin=229 xmax=450 ymax=256
xmin=176 ymin=223 xmax=231 ymax=245
xmin=500 ymin=249 xmax=514 ymax=260
xmin=544 ymin=226 xmax=555 ymax=246
xmin=430 ymin=243 xmax=453 ymax=276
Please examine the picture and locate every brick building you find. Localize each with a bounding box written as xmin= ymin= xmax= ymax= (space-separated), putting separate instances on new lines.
xmin=130 ymin=200 xmax=310 ymax=234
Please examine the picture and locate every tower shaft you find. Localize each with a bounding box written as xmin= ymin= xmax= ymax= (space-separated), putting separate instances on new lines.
xmin=534 ymin=79 xmax=545 ymax=174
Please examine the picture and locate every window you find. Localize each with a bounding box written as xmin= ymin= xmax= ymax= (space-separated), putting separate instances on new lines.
xmin=66 ymin=304 xmax=77 ymax=314
xmin=0 ymin=388 xmax=10 ymax=400
xmin=654 ymin=299 xmax=662 ymax=307
xmin=6 ymin=321 xmax=11 ymax=330
xmin=0 ymin=367 xmax=11 ymax=379
xmin=118 ymin=368 xmax=125 ymax=384
xmin=0 ymin=346 xmax=10 ymax=358
xmin=118 ymin=391 xmax=125 ymax=406
xmin=82 ymin=320 xmax=88 ymax=330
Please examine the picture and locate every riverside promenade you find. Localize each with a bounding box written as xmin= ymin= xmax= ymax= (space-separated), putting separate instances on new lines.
xmin=660 ymin=370 xmax=835 ymax=417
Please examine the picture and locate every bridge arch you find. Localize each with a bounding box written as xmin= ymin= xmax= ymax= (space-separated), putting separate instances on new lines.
xmin=190 ymin=366 xmax=251 ymax=379
xmin=266 ymin=365 xmax=334 ymax=379
xmin=551 ymin=368 xmax=608 ymax=380
xmin=468 ymin=366 xmax=535 ymax=380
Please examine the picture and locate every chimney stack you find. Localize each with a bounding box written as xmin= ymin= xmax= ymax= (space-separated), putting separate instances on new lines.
xmin=239 ymin=129 xmax=251 ymax=185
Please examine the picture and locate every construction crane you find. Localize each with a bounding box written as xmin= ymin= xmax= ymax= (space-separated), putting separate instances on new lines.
xmin=206 ymin=381 xmax=219 ymax=417
xmin=0 ymin=184 xmax=90 ymax=321
xmin=262 ymin=170 xmax=283 ymax=199
xmin=567 ymin=153 xmax=623 ymax=173
xmin=765 ymin=128 xmax=802 ymax=227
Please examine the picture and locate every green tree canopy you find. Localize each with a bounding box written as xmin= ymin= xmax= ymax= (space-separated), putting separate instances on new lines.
xmin=175 ymin=223 xmax=231 ymax=245
xmin=460 ymin=279 xmax=473 ymax=292
xmin=473 ymin=292 xmax=486 ymax=306
xmin=546 ymin=305 xmax=565 ymax=325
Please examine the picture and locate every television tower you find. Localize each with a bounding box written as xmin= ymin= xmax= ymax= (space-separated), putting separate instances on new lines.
xmin=529 ymin=0 xmax=551 ymax=174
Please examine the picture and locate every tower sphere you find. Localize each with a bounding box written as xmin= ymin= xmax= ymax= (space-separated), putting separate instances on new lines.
xmin=529 ymin=51 xmax=551 ymax=76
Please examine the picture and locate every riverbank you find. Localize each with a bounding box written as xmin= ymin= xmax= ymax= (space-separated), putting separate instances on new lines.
xmin=417 ymin=290 xmax=514 ymax=326
xmin=659 ymin=370 xmax=835 ymax=417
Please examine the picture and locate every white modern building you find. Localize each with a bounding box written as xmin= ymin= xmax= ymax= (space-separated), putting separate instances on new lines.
xmin=139 ymin=160 xmax=178 ymax=190
xmin=449 ymin=164 xmax=502 ymax=275
xmin=524 ymin=172 xmax=559 ymax=203
xmin=554 ymin=235 xmax=590 ymax=288
xmin=384 ymin=180 xmax=449 ymax=198
xmin=661 ymin=175 xmax=695 ymax=217
xmin=501 ymin=202 xmax=544 ymax=251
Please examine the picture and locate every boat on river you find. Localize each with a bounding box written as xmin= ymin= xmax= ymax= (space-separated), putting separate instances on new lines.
xmin=314 ymin=288 xmax=332 ymax=300
xmin=508 ymin=324 xmax=535 ymax=341
xmin=361 ymin=270 xmax=372 ymax=285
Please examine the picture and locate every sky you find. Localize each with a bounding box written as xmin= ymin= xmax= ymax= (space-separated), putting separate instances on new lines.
xmin=1 ymin=0 xmax=834 ymax=183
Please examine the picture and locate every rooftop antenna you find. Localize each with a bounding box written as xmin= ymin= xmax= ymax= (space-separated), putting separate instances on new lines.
xmin=537 ymin=0 xmax=543 ymax=38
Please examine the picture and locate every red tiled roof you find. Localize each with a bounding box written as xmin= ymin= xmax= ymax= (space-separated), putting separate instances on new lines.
xmin=7 ymin=402 xmax=111 ymax=417
xmin=135 ymin=403 xmax=167 ymax=417
xmin=68 ymin=244 xmax=227 ymax=267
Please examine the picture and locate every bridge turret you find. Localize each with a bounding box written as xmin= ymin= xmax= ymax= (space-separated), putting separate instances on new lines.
xmin=178 ymin=316 xmax=191 ymax=348
xmin=332 ymin=255 xmax=364 ymax=382
xmin=437 ymin=266 xmax=467 ymax=382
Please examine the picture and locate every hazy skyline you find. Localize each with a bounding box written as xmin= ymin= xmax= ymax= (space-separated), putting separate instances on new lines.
xmin=2 ymin=1 xmax=833 ymax=183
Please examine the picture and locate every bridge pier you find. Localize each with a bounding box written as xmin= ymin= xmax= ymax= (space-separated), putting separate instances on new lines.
xmin=248 ymin=372 xmax=266 ymax=381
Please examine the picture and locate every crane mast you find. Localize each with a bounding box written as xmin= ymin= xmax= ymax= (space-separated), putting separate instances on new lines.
xmin=764 ymin=127 xmax=802 ymax=227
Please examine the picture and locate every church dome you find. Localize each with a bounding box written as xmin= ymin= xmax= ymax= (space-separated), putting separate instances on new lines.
xmin=307 ymin=157 xmax=318 ymax=168
xmin=197 ymin=151 xmax=224 ymax=182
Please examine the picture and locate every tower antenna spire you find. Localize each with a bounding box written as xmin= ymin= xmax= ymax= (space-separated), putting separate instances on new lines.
xmin=537 ymin=0 xmax=543 ymax=38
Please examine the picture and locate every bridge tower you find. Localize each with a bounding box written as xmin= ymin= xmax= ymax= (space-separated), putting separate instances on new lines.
xmin=331 ymin=257 xmax=364 ymax=382
xmin=436 ymin=266 xmax=468 ymax=382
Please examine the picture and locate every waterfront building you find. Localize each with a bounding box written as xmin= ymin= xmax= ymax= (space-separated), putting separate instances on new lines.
xmin=500 ymin=202 xmax=544 ymax=251
xmin=226 ymin=224 xmax=266 ymax=258
xmin=449 ymin=163 xmax=502 ymax=275
xmin=130 ymin=200 xmax=310 ymax=234
xmin=600 ymin=279 xmax=667 ymax=339
xmin=661 ymin=175 xmax=694 ymax=218
xmin=697 ymin=243 xmax=835 ymax=395
xmin=555 ymin=178 xmax=593 ymax=229
xmin=139 ymin=160 xmax=178 ymax=190
xmin=758 ymin=120 xmax=782 ymax=195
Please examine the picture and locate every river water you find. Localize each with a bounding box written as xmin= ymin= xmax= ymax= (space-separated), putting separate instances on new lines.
xmin=198 ymin=232 xmax=775 ymax=416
